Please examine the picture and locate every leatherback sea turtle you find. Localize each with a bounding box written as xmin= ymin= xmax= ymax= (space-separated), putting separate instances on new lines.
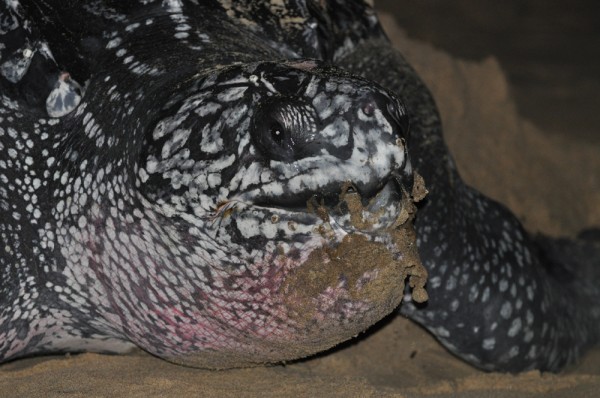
xmin=1 ymin=0 xmax=598 ymax=372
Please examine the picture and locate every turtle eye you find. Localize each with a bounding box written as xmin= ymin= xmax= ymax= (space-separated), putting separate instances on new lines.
xmin=252 ymin=96 xmax=319 ymax=162
xmin=253 ymin=113 xmax=295 ymax=162
xmin=270 ymin=121 xmax=286 ymax=145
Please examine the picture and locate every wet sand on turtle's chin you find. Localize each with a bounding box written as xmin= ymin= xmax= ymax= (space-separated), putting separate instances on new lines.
xmin=2 ymin=13 xmax=600 ymax=398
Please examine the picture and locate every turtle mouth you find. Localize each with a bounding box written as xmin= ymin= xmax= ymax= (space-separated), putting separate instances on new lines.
xmin=250 ymin=170 xmax=410 ymax=209
xmin=239 ymin=171 xmax=416 ymax=236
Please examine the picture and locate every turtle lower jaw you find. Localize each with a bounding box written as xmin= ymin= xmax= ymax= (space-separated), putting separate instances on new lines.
xmin=162 ymin=229 xmax=422 ymax=369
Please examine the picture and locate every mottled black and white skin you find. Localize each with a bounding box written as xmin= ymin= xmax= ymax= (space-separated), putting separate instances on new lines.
xmin=1 ymin=0 xmax=599 ymax=372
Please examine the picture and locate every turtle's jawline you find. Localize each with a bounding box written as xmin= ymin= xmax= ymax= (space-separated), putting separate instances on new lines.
xmin=249 ymin=175 xmax=408 ymax=226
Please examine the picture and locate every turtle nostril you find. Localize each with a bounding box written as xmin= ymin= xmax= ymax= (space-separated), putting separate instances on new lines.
xmin=362 ymin=102 xmax=375 ymax=117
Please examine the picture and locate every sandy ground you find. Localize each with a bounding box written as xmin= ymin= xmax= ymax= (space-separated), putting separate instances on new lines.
xmin=1 ymin=13 xmax=599 ymax=398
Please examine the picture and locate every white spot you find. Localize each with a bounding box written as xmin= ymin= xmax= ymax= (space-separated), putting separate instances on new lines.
xmin=482 ymin=337 xmax=495 ymax=350
xmin=78 ymin=216 xmax=87 ymax=228
xmin=500 ymin=302 xmax=512 ymax=319
xmin=508 ymin=318 xmax=522 ymax=337
xmin=106 ymin=37 xmax=122 ymax=49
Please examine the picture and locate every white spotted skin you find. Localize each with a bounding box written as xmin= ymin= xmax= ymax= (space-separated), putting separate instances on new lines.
xmin=1 ymin=0 xmax=599 ymax=373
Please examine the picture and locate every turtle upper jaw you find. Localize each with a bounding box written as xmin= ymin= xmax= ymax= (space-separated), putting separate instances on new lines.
xmin=234 ymin=167 xmax=415 ymax=238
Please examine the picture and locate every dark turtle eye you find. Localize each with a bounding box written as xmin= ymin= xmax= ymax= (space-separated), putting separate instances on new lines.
xmin=270 ymin=121 xmax=285 ymax=145
xmin=253 ymin=97 xmax=319 ymax=162
xmin=252 ymin=112 xmax=295 ymax=162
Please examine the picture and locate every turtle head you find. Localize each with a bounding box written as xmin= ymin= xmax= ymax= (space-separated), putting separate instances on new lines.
xmin=113 ymin=60 xmax=427 ymax=367
xmin=142 ymin=60 xmax=415 ymax=231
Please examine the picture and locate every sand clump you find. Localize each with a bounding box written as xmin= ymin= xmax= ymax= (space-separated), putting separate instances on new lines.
xmin=280 ymin=175 xmax=428 ymax=355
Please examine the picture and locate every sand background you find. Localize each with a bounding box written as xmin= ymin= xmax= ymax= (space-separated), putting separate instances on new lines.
xmin=1 ymin=10 xmax=599 ymax=398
